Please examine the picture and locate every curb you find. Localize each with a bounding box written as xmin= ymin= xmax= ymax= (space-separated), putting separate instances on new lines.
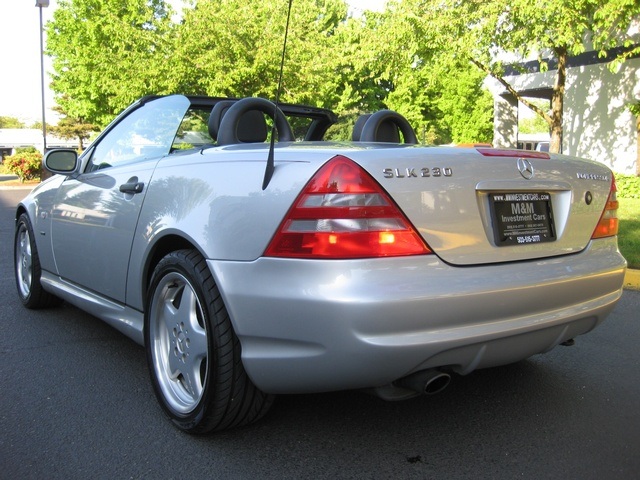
xmin=624 ymin=269 xmax=640 ymax=291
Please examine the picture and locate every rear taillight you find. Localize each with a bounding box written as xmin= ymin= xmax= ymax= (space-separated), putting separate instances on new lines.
xmin=591 ymin=176 xmax=619 ymax=239
xmin=264 ymin=155 xmax=432 ymax=258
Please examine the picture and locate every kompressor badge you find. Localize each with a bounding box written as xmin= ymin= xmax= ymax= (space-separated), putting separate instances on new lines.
xmin=576 ymin=172 xmax=609 ymax=182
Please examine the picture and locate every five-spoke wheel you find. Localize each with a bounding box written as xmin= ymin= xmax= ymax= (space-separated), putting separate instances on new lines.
xmin=145 ymin=250 xmax=273 ymax=433
xmin=148 ymin=270 xmax=209 ymax=414
xmin=14 ymin=213 xmax=60 ymax=309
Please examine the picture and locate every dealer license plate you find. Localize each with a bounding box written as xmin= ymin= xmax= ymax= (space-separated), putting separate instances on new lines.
xmin=490 ymin=192 xmax=556 ymax=246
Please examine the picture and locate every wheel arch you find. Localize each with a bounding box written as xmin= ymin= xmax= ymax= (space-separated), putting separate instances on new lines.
xmin=141 ymin=233 xmax=204 ymax=308
xmin=15 ymin=204 xmax=28 ymax=224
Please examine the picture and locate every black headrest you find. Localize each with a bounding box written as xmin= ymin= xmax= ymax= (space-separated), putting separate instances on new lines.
xmin=208 ymin=101 xmax=268 ymax=143
xmin=208 ymin=101 xmax=233 ymax=140
xmin=375 ymin=119 xmax=401 ymax=143
xmin=356 ymin=110 xmax=418 ymax=144
xmin=351 ymin=114 xmax=371 ymax=141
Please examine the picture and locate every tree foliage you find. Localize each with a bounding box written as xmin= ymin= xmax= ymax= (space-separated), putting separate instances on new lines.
xmin=339 ymin=4 xmax=494 ymax=143
xmin=49 ymin=106 xmax=98 ymax=151
xmin=44 ymin=0 xmax=638 ymax=147
xmin=0 ymin=116 xmax=25 ymax=129
xmin=46 ymin=0 xmax=175 ymax=127
xmin=166 ymin=0 xmax=348 ymax=108
xmin=398 ymin=0 xmax=640 ymax=151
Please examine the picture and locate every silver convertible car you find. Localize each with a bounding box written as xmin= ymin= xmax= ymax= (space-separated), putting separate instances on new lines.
xmin=15 ymin=95 xmax=626 ymax=433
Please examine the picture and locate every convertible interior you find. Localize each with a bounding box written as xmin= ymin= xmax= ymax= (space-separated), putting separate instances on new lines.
xmin=170 ymin=96 xmax=420 ymax=150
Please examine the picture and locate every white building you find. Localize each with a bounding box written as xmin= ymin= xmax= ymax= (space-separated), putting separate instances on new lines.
xmin=488 ymin=48 xmax=640 ymax=175
xmin=0 ymin=128 xmax=77 ymax=159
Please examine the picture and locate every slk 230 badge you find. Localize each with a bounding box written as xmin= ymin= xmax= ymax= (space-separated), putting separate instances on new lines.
xmin=383 ymin=167 xmax=453 ymax=178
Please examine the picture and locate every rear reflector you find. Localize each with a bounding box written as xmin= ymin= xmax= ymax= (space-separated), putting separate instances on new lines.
xmin=264 ymin=155 xmax=432 ymax=258
xmin=591 ymin=176 xmax=619 ymax=239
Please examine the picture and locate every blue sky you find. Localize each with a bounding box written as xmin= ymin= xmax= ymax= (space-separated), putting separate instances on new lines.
xmin=0 ymin=0 xmax=386 ymax=125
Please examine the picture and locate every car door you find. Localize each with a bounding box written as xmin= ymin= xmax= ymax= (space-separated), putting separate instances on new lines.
xmin=50 ymin=95 xmax=190 ymax=303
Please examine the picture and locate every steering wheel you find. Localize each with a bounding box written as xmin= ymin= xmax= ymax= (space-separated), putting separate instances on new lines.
xmin=360 ymin=110 xmax=418 ymax=144
xmin=217 ymin=97 xmax=295 ymax=145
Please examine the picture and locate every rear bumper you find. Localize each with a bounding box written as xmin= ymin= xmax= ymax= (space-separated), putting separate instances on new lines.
xmin=209 ymin=237 xmax=626 ymax=394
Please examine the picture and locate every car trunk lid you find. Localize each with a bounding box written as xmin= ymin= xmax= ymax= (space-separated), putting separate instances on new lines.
xmin=350 ymin=146 xmax=615 ymax=266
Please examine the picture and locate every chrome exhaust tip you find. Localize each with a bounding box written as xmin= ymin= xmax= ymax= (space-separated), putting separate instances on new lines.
xmin=397 ymin=369 xmax=451 ymax=396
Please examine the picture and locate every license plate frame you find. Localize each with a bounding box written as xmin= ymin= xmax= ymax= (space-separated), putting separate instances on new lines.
xmin=490 ymin=192 xmax=556 ymax=246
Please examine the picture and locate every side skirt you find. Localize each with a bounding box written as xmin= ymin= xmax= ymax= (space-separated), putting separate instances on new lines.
xmin=40 ymin=271 xmax=145 ymax=345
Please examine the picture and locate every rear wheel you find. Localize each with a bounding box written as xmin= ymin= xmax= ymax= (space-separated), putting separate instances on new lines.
xmin=14 ymin=213 xmax=60 ymax=309
xmin=145 ymin=249 xmax=273 ymax=433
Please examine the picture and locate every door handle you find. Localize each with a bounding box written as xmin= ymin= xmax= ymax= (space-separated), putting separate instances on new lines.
xmin=119 ymin=179 xmax=144 ymax=194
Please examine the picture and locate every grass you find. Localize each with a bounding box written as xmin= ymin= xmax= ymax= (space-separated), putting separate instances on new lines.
xmin=618 ymin=198 xmax=640 ymax=270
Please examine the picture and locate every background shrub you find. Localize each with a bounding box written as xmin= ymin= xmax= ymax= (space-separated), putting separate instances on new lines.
xmin=4 ymin=148 xmax=43 ymax=182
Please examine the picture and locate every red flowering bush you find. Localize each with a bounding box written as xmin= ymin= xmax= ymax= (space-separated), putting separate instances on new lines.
xmin=3 ymin=148 xmax=43 ymax=182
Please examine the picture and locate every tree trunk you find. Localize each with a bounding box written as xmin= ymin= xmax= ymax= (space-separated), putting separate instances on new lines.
xmin=550 ymin=47 xmax=567 ymax=154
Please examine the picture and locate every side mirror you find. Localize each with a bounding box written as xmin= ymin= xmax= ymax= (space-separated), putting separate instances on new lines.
xmin=44 ymin=149 xmax=78 ymax=175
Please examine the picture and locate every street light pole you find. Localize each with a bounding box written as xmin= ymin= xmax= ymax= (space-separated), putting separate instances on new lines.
xmin=36 ymin=0 xmax=50 ymax=153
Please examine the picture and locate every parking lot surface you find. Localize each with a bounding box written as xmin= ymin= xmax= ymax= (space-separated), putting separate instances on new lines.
xmin=1 ymin=187 xmax=639 ymax=479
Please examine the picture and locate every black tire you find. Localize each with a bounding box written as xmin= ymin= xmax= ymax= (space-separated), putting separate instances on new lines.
xmin=145 ymin=249 xmax=274 ymax=433
xmin=14 ymin=213 xmax=61 ymax=309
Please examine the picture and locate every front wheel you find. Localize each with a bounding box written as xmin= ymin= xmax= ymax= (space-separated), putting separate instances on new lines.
xmin=14 ymin=213 xmax=60 ymax=309
xmin=145 ymin=250 xmax=273 ymax=433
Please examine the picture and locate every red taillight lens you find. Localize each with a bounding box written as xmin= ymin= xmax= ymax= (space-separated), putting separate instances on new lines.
xmin=264 ymin=155 xmax=432 ymax=259
xmin=591 ymin=176 xmax=619 ymax=239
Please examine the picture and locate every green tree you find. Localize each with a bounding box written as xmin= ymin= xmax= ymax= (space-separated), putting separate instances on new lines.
xmin=400 ymin=0 xmax=640 ymax=152
xmin=382 ymin=54 xmax=494 ymax=144
xmin=338 ymin=5 xmax=493 ymax=143
xmin=43 ymin=0 xmax=496 ymax=144
xmin=46 ymin=0 xmax=175 ymax=127
xmin=168 ymin=0 xmax=348 ymax=108
xmin=29 ymin=121 xmax=54 ymax=131
xmin=329 ymin=13 xmax=396 ymax=114
xmin=0 ymin=116 xmax=25 ymax=128
xmin=50 ymin=106 xmax=98 ymax=151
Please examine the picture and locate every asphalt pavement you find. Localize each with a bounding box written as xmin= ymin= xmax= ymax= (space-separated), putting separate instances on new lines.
xmin=1 ymin=187 xmax=639 ymax=480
